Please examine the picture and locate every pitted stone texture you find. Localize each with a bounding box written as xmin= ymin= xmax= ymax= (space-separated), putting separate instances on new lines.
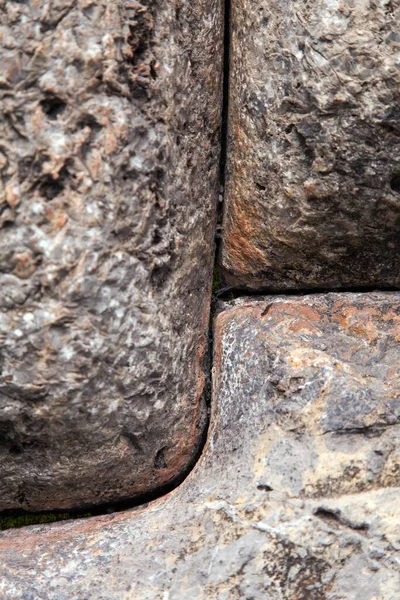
xmin=0 ymin=0 xmax=222 ymax=510
xmin=221 ymin=0 xmax=400 ymax=290
xmin=0 ymin=293 xmax=399 ymax=599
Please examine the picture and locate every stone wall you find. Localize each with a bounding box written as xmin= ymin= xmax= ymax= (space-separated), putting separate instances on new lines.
xmin=0 ymin=0 xmax=399 ymax=598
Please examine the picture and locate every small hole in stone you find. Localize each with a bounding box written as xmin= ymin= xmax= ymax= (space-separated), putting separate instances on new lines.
xmin=76 ymin=114 xmax=102 ymax=132
xmin=1 ymin=220 xmax=14 ymax=229
xmin=39 ymin=176 xmax=65 ymax=200
xmin=390 ymin=174 xmax=400 ymax=193
xmin=150 ymin=264 xmax=171 ymax=288
xmin=152 ymin=229 xmax=162 ymax=245
xmin=150 ymin=60 xmax=158 ymax=80
xmin=154 ymin=447 xmax=168 ymax=469
xmin=40 ymin=21 xmax=53 ymax=33
xmin=257 ymin=484 xmax=273 ymax=492
xmin=40 ymin=96 xmax=67 ymax=120
xmin=38 ymin=165 xmax=69 ymax=200
xmin=16 ymin=490 xmax=26 ymax=505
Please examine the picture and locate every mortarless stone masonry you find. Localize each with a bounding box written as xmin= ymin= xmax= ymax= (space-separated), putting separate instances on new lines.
xmin=221 ymin=0 xmax=400 ymax=290
xmin=0 ymin=0 xmax=223 ymax=510
xmin=0 ymin=293 xmax=399 ymax=598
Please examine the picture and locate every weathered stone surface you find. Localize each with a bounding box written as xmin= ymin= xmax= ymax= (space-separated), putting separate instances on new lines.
xmin=0 ymin=1 xmax=222 ymax=510
xmin=0 ymin=292 xmax=399 ymax=599
xmin=221 ymin=0 xmax=400 ymax=290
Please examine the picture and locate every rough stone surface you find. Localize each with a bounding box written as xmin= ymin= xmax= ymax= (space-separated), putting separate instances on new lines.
xmin=221 ymin=0 xmax=400 ymax=290
xmin=0 ymin=0 xmax=222 ymax=510
xmin=0 ymin=292 xmax=399 ymax=599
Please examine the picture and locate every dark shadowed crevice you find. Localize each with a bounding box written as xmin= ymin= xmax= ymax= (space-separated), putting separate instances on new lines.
xmin=213 ymin=0 xmax=231 ymax=292
xmin=213 ymin=283 xmax=400 ymax=302
xmin=219 ymin=0 xmax=231 ymax=189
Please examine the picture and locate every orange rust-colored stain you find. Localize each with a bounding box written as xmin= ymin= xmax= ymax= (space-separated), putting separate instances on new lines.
xmin=293 ymin=305 xmax=322 ymax=322
xmin=222 ymin=108 xmax=267 ymax=276
xmin=391 ymin=325 xmax=400 ymax=342
xmin=45 ymin=205 xmax=68 ymax=230
xmin=331 ymin=304 xmax=381 ymax=341
xmin=288 ymin=319 xmax=321 ymax=335
xmin=381 ymin=310 xmax=399 ymax=321
xmin=224 ymin=183 xmax=266 ymax=276
xmin=225 ymin=225 xmax=265 ymax=275
xmin=271 ymin=303 xmax=322 ymax=324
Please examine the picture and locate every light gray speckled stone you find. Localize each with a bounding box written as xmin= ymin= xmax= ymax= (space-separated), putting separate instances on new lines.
xmin=0 ymin=0 xmax=223 ymax=510
xmin=0 ymin=293 xmax=399 ymax=599
xmin=221 ymin=0 xmax=400 ymax=290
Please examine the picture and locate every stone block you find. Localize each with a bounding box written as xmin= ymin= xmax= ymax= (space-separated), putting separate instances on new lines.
xmin=0 ymin=0 xmax=222 ymax=510
xmin=0 ymin=293 xmax=399 ymax=599
xmin=221 ymin=0 xmax=400 ymax=289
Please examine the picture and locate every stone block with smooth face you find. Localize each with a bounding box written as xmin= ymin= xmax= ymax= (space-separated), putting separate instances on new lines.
xmin=0 ymin=0 xmax=222 ymax=510
xmin=221 ymin=0 xmax=400 ymax=290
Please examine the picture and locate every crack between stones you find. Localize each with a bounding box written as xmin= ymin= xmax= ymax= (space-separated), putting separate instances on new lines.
xmin=219 ymin=0 xmax=231 ymax=191
xmin=214 ymin=284 xmax=400 ymax=301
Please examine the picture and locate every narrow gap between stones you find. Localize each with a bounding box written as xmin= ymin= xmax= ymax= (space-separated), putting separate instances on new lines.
xmin=212 ymin=0 xmax=231 ymax=296
xmin=214 ymin=283 xmax=400 ymax=302
xmin=0 ymin=0 xmax=233 ymax=532
xmin=219 ymin=0 xmax=231 ymax=191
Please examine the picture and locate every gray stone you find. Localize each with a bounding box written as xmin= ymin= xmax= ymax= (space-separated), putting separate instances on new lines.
xmin=221 ymin=0 xmax=400 ymax=290
xmin=0 ymin=0 xmax=223 ymax=510
xmin=0 ymin=293 xmax=399 ymax=599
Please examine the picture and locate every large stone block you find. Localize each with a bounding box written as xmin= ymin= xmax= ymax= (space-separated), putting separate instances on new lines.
xmin=0 ymin=0 xmax=223 ymax=510
xmin=0 ymin=293 xmax=399 ymax=599
xmin=221 ymin=0 xmax=400 ymax=289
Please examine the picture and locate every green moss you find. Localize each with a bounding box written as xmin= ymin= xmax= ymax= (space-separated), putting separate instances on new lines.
xmin=0 ymin=511 xmax=92 ymax=531
xmin=212 ymin=265 xmax=221 ymax=295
